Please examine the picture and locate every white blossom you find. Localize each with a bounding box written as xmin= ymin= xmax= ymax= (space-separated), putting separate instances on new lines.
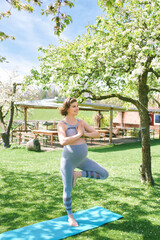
xmin=134 ymin=45 xmax=140 ymax=50
xmin=147 ymin=40 xmax=154 ymax=45
xmin=131 ymin=66 xmax=145 ymax=76
xmin=151 ymin=57 xmax=160 ymax=70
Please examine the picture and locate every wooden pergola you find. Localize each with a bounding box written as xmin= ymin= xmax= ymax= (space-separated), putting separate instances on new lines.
xmin=15 ymin=98 xmax=140 ymax=144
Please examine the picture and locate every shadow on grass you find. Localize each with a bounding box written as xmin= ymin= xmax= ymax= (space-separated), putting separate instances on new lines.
xmin=1 ymin=168 xmax=160 ymax=239
xmin=0 ymin=169 xmax=64 ymax=233
xmin=71 ymin=175 xmax=160 ymax=240
xmin=88 ymin=139 xmax=160 ymax=153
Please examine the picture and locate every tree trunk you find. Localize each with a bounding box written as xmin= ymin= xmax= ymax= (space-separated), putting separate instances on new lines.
xmin=1 ymin=132 xmax=10 ymax=148
xmin=0 ymin=83 xmax=16 ymax=149
xmin=0 ymin=105 xmax=14 ymax=148
xmin=139 ymin=82 xmax=154 ymax=185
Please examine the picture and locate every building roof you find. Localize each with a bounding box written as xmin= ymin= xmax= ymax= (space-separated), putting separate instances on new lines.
xmin=15 ymin=98 xmax=160 ymax=113
xmin=14 ymin=98 xmax=130 ymax=112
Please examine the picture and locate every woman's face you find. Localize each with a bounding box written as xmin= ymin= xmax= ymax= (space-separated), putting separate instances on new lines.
xmin=67 ymin=101 xmax=79 ymax=116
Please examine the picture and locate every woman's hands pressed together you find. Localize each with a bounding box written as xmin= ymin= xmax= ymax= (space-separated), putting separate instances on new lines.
xmin=77 ymin=121 xmax=84 ymax=137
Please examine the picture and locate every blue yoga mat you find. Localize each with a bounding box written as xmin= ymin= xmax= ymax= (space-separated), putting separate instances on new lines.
xmin=0 ymin=206 xmax=123 ymax=240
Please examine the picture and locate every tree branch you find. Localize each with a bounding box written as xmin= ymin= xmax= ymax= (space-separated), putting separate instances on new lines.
xmin=3 ymin=108 xmax=10 ymax=118
xmin=0 ymin=107 xmax=4 ymax=124
xmin=7 ymin=83 xmax=17 ymax=134
xmin=152 ymin=98 xmax=160 ymax=108
xmin=0 ymin=107 xmax=5 ymax=132
xmin=149 ymin=67 xmax=160 ymax=78
xmin=149 ymin=88 xmax=160 ymax=93
xmin=75 ymin=89 xmax=138 ymax=107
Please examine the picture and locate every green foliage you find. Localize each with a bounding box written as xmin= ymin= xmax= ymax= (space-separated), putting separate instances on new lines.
xmin=0 ymin=56 xmax=7 ymax=62
xmin=28 ymin=0 xmax=160 ymax=104
xmin=100 ymin=111 xmax=117 ymax=127
xmin=78 ymin=111 xmax=96 ymax=126
xmin=26 ymin=1 xmax=160 ymax=185
xmin=1 ymin=0 xmax=75 ymax=40
xmin=0 ymin=140 xmax=160 ymax=239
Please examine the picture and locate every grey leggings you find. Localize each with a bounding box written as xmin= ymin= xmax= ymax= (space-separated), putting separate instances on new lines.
xmin=60 ymin=143 xmax=109 ymax=215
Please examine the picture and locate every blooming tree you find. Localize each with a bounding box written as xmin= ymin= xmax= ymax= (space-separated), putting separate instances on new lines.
xmin=0 ymin=72 xmax=39 ymax=148
xmin=0 ymin=81 xmax=17 ymax=147
xmin=27 ymin=0 xmax=160 ymax=185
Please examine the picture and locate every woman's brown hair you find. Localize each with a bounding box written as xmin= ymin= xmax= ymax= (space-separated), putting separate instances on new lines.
xmin=60 ymin=97 xmax=77 ymax=116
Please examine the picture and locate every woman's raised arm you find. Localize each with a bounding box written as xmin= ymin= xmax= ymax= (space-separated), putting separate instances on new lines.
xmin=82 ymin=120 xmax=100 ymax=138
xmin=57 ymin=122 xmax=83 ymax=146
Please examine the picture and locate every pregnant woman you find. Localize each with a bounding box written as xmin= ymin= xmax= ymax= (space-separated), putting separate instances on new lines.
xmin=57 ymin=97 xmax=109 ymax=227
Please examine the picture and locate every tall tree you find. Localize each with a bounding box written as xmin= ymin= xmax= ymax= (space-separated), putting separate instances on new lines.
xmin=27 ymin=0 xmax=160 ymax=185
xmin=0 ymin=72 xmax=39 ymax=148
xmin=0 ymin=81 xmax=17 ymax=148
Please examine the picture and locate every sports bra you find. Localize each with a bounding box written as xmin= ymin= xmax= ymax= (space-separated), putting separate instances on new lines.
xmin=62 ymin=119 xmax=79 ymax=137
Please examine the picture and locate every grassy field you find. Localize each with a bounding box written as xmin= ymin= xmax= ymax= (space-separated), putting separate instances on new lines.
xmin=12 ymin=108 xmax=113 ymax=127
xmin=13 ymin=108 xmax=96 ymax=122
xmin=0 ymin=140 xmax=160 ymax=239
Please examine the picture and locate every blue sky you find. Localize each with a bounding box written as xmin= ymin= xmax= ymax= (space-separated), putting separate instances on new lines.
xmin=0 ymin=0 xmax=102 ymax=81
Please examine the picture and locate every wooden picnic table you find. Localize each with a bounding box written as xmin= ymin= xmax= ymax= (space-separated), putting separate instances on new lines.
xmin=97 ymin=129 xmax=110 ymax=142
xmin=33 ymin=129 xmax=110 ymax=145
xmin=33 ymin=129 xmax=58 ymax=146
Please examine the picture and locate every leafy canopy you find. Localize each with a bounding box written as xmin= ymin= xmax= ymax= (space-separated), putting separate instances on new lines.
xmin=26 ymin=0 xmax=160 ymax=107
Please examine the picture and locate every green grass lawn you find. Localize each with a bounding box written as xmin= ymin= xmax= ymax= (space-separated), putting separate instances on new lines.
xmin=0 ymin=140 xmax=160 ymax=239
xmin=13 ymin=108 xmax=97 ymax=123
xmin=12 ymin=108 xmax=112 ymax=127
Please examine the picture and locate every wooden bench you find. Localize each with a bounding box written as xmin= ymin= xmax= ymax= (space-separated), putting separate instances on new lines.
xmin=32 ymin=130 xmax=58 ymax=146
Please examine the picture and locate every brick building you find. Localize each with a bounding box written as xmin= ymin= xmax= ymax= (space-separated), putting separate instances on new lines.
xmin=113 ymin=107 xmax=160 ymax=135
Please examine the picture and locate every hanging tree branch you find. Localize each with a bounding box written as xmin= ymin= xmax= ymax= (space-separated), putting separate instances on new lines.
xmin=152 ymin=97 xmax=160 ymax=108
xmin=75 ymin=89 xmax=139 ymax=108
xmin=149 ymin=88 xmax=160 ymax=93
xmin=2 ymin=0 xmax=75 ymax=37
xmin=149 ymin=67 xmax=160 ymax=79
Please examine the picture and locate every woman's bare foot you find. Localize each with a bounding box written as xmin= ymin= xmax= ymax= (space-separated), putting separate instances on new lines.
xmin=72 ymin=171 xmax=82 ymax=187
xmin=68 ymin=214 xmax=79 ymax=227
